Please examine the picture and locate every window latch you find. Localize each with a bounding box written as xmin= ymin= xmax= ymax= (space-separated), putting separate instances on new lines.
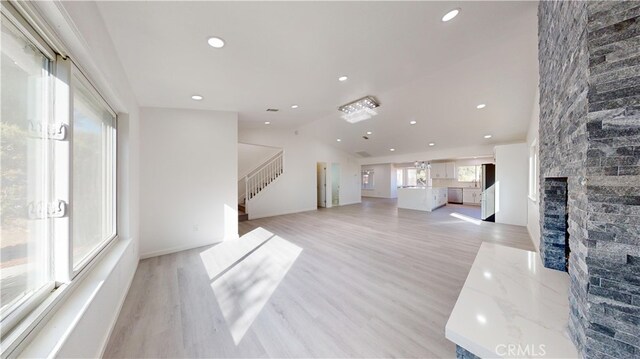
xmin=28 ymin=121 xmax=67 ymax=140
xmin=47 ymin=200 xmax=67 ymax=218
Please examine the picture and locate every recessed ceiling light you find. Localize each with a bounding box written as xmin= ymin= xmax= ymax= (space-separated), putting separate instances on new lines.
xmin=264 ymin=121 xmax=271 ymax=125
xmin=428 ymin=143 xmax=435 ymax=147
xmin=484 ymin=134 xmax=492 ymax=139
xmin=291 ymin=104 xmax=299 ymax=109
xmin=338 ymin=75 xmax=348 ymax=82
xmin=390 ymin=148 xmax=395 ymax=152
xmin=366 ymin=131 xmax=372 ymax=135
xmin=207 ymin=37 xmax=225 ymax=48
xmin=442 ymin=9 xmax=460 ymax=22
xmin=410 ymin=120 xmax=417 ymax=125
xmin=191 ymin=95 xmax=203 ymax=101
xmin=477 ymin=104 xmax=486 ymax=109
xmin=336 ymin=138 xmax=342 ymax=142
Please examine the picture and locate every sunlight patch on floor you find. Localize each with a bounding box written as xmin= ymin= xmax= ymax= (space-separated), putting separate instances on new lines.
xmin=450 ymin=212 xmax=483 ymax=225
xmin=199 ymin=228 xmax=302 ymax=345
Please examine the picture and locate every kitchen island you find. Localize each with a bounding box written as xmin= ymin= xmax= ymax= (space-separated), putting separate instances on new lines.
xmin=397 ymin=187 xmax=448 ymax=212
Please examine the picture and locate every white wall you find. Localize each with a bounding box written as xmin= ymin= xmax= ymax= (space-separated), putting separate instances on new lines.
xmin=139 ymin=107 xmax=238 ymax=258
xmin=21 ymin=1 xmax=140 ymax=357
xmin=238 ymin=142 xmax=280 ymax=178
xmin=527 ymin=89 xmax=541 ymax=251
xmin=239 ymin=127 xmax=361 ymax=219
xmin=495 ymin=143 xmax=529 ymax=226
xmin=361 ymin=164 xmax=396 ymax=198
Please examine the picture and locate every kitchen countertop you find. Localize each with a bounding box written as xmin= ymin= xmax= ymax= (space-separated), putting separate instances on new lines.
xmin=445 ymin=242 xmax=577 ymax=358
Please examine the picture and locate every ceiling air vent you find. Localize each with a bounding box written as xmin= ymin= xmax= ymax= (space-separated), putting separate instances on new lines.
xmin=266 ymin=108 xmax=279 ymax=112
xmin=356 ymin=151 xmax=372 ymax=158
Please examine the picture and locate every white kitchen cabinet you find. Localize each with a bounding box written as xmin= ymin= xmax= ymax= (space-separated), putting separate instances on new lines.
xmin=430 ymin=162 xmax=457 ymax=179
xmin=445 ymin=162 xmax=456 ymax=179
xmin=430 ymin=163 xmax=447 ymax=179
xmin=463 ymin=188 xmax=482 ymax=205
xmin=397 ymin=187 xmax=447 ymax=212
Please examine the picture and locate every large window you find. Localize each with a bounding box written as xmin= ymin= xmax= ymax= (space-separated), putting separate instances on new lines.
xmin=72 ymin=74 xmax=116 ymax=269
xmin=361 ymin=170 xmax=374 ymax=190
xmin=406 ymin=168 xmax=417 ymax=187
xmin=396 ymin=168 xmax=403 ymax=187
xmin=457 ymin=165 xmax=482 ymax=183
xmin=0 ymin=4 xmax=117 ymax=351
xmin=1 ymin=12 xmax=54 ymax=333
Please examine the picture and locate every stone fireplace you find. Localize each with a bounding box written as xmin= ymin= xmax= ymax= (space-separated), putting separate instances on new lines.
xmin=541 ymin=178 xmax=570 ymax=271
xmin=538 ymin=1 xmax=640 ymax=357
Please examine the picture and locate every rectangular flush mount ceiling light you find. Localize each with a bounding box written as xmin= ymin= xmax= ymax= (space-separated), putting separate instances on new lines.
xmin=338 ymin=96 xmax=380 ymax=124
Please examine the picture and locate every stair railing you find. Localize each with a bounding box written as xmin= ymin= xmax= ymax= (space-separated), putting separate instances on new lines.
xmin=244 ymin=150 xmax=284 ymax=201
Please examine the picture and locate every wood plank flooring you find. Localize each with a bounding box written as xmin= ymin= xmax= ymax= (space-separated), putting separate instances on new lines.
xmin=104 ymin=198 xmax=534 ymax=358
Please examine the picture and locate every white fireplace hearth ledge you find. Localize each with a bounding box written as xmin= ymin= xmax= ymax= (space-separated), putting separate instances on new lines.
xmin=445 ymin=243 xmax=579 ymax=358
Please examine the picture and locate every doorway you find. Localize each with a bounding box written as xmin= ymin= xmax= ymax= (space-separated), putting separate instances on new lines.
xmin=331 ymin=163 xmax=340 ymax=206
xmin=317 ymin=162 xmax=327 ymax=208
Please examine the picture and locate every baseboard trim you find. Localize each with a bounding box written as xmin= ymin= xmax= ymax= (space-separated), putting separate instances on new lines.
xmin=140 ymin=238 xmax=227 ymax=259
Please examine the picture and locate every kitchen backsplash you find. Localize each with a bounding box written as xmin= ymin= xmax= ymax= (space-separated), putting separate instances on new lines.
xmin=431 ymin=178 xmax=481 ymax=188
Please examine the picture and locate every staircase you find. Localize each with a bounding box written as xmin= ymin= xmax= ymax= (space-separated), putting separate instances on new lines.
xmin=238 ymin=150 xmax=284 ymax=221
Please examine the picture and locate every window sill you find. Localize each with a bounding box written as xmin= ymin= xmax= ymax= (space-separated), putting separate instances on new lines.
xmin=2 ymin=236 xmax=135 ymax=358
xmin=528 ymin=195 xmax=538 ymax=203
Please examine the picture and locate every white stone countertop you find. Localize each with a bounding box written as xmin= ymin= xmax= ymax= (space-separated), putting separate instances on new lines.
xmin=445 ymin=243 xmax=579 ymax=358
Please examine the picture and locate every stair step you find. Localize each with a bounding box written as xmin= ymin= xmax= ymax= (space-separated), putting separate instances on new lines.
xmin=238 ymin=210 xmax=249 ymax=222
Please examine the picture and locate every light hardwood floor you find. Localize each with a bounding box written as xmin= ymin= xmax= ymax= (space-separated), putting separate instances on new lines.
xmin=104 ymin=198 xmax=534 ymax=358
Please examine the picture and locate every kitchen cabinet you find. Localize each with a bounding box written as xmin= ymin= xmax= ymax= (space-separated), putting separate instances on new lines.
xmin=445 ymin=162 xmax=456 ymax=179
xmin=397 ymin=187 xmax=447 ymax=212
xmin=463 ymin=188 xmax=482 ymax=205
xmin=430 ymin=162 xmax=456 ymax=179
xmin=430 ymin=163 xmax=446 ymax=179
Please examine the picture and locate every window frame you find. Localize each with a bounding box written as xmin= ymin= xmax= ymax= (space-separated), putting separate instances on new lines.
xmin=0 ymin=2 xmax=119 ymax=356
xmin=67 ymin=65 xmax=118 ymax=278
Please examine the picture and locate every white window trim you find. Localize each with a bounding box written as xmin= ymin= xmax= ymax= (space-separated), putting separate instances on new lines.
xmin=0 ymin=2 xmax=119 ymax=357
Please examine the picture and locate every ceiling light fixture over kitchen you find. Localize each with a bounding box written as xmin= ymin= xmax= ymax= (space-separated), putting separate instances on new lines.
xmin=338 ymin=95 xmax=380 ymax=124
xmin=410 ymin=120 xmax=417 ymax=125
xmin=428 ymin=143 xmax=435 ymax=146
xmin=442 ymin=9 xmax=460 ymax=22
xmin=390 ymin=148 xmax=395 ymax=152
xmin=264 ymin=121 xmax=271 ymax=125
xmin=291 ymin=104 xmax=299 ymax=109
xmin=336 ymin=139 xmax=342 ymax=142
xmin=366 ymin=131 xmax=372 ymax=135
xmin=477 ymin=104 xmax=486 ymax=109
xmin=191 ymin=95 xmax=203 ymax=101
xmin=484 ymin=134 xmax=492 ymax=139
xmin=338 ymin=75 xmax=348 ymax=82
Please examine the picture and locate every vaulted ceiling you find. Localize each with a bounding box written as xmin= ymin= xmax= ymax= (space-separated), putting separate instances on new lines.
xmin=97 ymin=1 xmax=538 ymax=157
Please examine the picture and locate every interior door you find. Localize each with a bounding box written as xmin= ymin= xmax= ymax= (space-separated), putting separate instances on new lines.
xmin=317 ymin=162 xmax=326 ymax=208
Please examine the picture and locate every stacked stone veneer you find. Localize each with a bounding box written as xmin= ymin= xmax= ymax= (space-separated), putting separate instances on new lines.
xmin=538 ymin=1 xmax=640 ymax=357
xmin=541 ymin=178 xmax=569 ymax=271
